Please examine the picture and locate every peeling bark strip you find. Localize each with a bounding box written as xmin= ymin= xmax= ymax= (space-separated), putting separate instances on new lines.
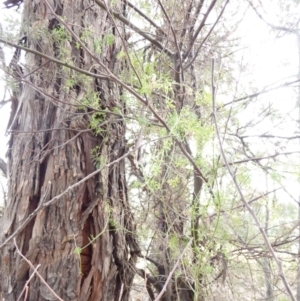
xmin=0 ymin=0 xmax=139 ymax=300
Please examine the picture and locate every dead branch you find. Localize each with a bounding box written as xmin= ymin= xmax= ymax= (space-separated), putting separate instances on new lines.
xmin=211 ymin=58 xmax=297 ymax=301
xmin=154 ymin=238 xmax=193 ymax=301
xmin=94 ymin=0 xmax=174 ymax=57
xmin=16 ymin=264 xmax=41 ymax=301
xmin=14 ymin=239 xmax=64 ymax=301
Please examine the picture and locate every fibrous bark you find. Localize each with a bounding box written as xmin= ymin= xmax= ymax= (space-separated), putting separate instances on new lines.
xmin=0 ymin=0 xmax=139 ymax=300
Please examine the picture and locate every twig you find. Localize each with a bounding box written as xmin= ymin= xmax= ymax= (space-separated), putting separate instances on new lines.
xmin=93 ymin=0 xmax=174 ymax=57
xmin=183 ymin=0 xmax=218 ymax=61
xmin=0 ymin=38 xmax=109 ymax=80
xmin=124 ymin=0 xmax=162 ymax=32
xmin=14 ymin=238 xmax=64 ymax=301
xmin=184 ymin=0 xmax=230 ymax=69
xmin=221 ymin=78 xmax=300 ymax=108
xmin=153 ymin=238 xmax=193 ymax=301
xmin=0 ymin=136 xmax=170 ymax=249
xmin=17 ymin=264 xmax=41 ymax=301
xmin=0 ymin=182 xmax=51 ymax=249
xmin=223 ymin=151 xmax=300 ymax=166
xmin=211 ymin=58 xmax=296 ymax=301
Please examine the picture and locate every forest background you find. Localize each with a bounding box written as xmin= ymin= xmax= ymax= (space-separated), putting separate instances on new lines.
xmin=0 ymin=0 xmax=299 ymax=300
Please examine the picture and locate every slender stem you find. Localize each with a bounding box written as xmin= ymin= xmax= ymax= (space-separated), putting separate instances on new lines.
xmin=14 ymin=239 xmax=64 ymax=301
xmin=153 ymin=238 xmax=193 ymax=301
xmin=211 ymin=58 xmax=296 ymax=301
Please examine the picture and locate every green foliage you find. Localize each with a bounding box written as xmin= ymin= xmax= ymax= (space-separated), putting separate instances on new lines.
xmin=167 ymin=107 xmax=213 ymax=146
xmin=80 ymin=27 xmax=93 ymax=43
xmin=93 ymin=39 xmax=102 ymax=54
xmin=82 ymin=91 xmax=100 ymax=109
xmin=103 ymin=33 xmax=115 ymax=46
xmin=90 ymin=111 xmax=108 ymax=135
xmin=91 ymin=146 xmax=103 ymax=168
xmin=52 ymin=25 xmax=71 ymax=43
xmin=118 ymin=51 xmax=173 ymax=96
xmin=73 ymin=246 xmax=81 ymax=256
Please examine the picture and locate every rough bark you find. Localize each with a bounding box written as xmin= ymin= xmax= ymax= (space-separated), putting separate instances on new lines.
xmin=0 ymin=1 xmax=139 ymax=300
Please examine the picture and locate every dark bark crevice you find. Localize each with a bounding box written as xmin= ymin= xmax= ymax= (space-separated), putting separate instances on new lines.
xmin=0 ymin=0 xmax=139 ymax=299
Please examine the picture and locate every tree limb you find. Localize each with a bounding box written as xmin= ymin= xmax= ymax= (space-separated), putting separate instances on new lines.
xmin=94 ymin=0 xmax=175 ymax=57
xmin=211 ymin=58 xmax=296 ymax=301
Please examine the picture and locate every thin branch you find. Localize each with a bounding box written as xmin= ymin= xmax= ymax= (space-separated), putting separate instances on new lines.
xmin=224 ymin=151 xmax=300 ymax=166
xmin=0 ymin=38 xmax=110 ymax=80
xmin=94 ymin=0 xmax=174 ymax=57
xmin=188 ymin=0 xmax=205 ymax=39
xmin=0 ymin=136 xmax=171 ymax=249
xmin=157 ymin=0 xmax=185 ymax=108
xmin=14 ymin=239 xmax=64 ymax=301
xmin=211 ymin=58 xmax=296 ymax=301
xmin=183 ymin=0 xmax=218 ymax=61
xmin=102 ymin=0 xmax=144 ymax=89
xmin=17 ymin=264 xmax=41 ymax=301
xmin=239 ymin=135 xmax=300 ymax=140
xmin=153 ymin=238 xmax=193 ymax=301
xmin=221 ymin=78 xmax=300 ymax=108
xmin=124 ymin=0 xmax=162 ymax=32
xmin=184 ymin=0 xmax=230 ymax=69
xmin=247 ymin=0 xmax=300 ymax=34
xmin=21 ymin=78 xmax=125 ymax=118
xmin=209 ymin=188 xmax=281 ymax=219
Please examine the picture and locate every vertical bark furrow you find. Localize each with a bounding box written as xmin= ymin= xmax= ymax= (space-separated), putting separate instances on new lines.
xmin=0 ymin=1 xmax=138 ymax=300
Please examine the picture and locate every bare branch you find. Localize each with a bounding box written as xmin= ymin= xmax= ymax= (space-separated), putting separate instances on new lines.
xmin=14 ymin=239 xmax=64 ymax=301
xmin=124 ymin=0 xmax=162 ymax=32
xmin=94 ymin=0 xmax=175 ymax=57
xmin=184 ymin=0 xmax=230 ymax=69
xmin=222 ymin=78 xmax=300 ymax=108
xmin=0 ymin=38 xmax=112 ymax=79
xmin=211 ymin=58 xmax=296 ymax=301
xmin=190 ymin=0 xmax=218 ymax=50
xmin=247 ymin=0 xmax=300 ymax=34
xmin=239 ymin=134 xmax=300 ymax=140
xmin=17 ymin=264 xmax=41 ymax=301
xmin=209 ymin=188 xmax=281 ymax=219
xmin=224 ymin=151 xmax=300 ymax=166
xmin=154 ymin=238 xmax=193 ymax=301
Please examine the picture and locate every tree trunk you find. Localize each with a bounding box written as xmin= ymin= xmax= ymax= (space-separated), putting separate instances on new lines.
xmin=0 ymin=1 xmax=139 ymax=300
